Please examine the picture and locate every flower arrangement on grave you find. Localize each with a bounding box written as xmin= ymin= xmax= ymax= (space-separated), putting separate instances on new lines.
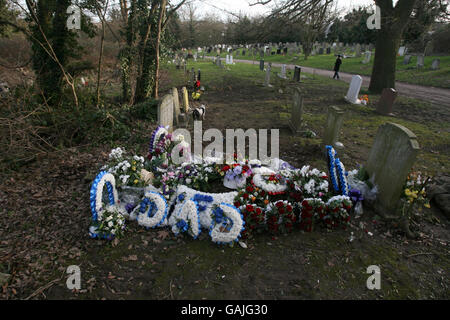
xmin=265 ymin=200 xmax=296 ymax=234
xmin=101 ymin=147 xmax=147 ymax=187
xmin=299 ymin=198 xmax=326 ymax=232
xmin=360 ymin=94 xmax=369 ymax=105
xmin=222 ymin=163 xmax=253 ymax=190
xmin=290 ymin=165 xmax=330 ymax=199
xmin=90 ymin=205 xmax=126 ymax=240
xmin=252 ymin=172 xmax=288 ymax=195
xmin=400 ymin=171 xmax=431 ymax=218
xmin=324 ymin=195 xmax=353 ymax=230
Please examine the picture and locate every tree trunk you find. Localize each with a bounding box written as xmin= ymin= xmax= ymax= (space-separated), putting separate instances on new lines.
xmin=153 ymin=0 xmax=167 ymax=99
xmin=368 ymin=31 xmax=400 ymax=92
xmin=369 ymin=0 xmax=418 ymax=93
xmin=96 ymin=9 xmax=106 ymax=108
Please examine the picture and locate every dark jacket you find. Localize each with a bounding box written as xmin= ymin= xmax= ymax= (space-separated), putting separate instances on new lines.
xmin=334 ymin=58 xmax=342 ymax=72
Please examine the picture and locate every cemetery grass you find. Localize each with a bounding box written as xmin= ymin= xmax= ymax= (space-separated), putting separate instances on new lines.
xmin=207 ymin=50 xmax=450 ymax=89
xmin=0 ymin=61 xmax=449 ymax=300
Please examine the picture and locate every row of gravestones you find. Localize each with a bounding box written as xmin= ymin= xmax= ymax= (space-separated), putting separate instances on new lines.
xmin=289 ymin=86 xmax=420 ymax=218
xmin=403 ymin=55 xmax=440 ymax=70
xmin=261 ymin=62 xmax=302 ymax=87
xmin=157 ymin=86 xmax=191 ymax=132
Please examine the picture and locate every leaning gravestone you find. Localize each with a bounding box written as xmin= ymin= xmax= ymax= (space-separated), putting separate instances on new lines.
xmin=172 ymin=87 xmax=181 ymax=125
xmin=323 ymin=106 xmax=345 ymax=148
xmin=365 ymin=123 xmax=420 ymax=216
xmin=158 ymin=94 xmax=174 ymax=132
xmin=344 ymin=75 xmax=363 ymax=105
xmin=403 ymin=55 xmax=412 ymax=65
xmin=293 ymin=66 xmax=301 ymax=82
xmin=431 ymin=59 xmax=440 ymax=70
xmin=264 ymin=63 xmax=272 ymax=87
xmin=182 ymin=86 xmax=189 ymax=113
xmin=376 ymin=88 xmax=397 ymax=116
xmin=289 ymin=87 xmax=303 ymax=134
xmin=417 ymin=55 xmax=424 ymax=69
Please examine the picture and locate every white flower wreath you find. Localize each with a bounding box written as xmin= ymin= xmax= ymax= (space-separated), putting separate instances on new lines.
xmin=169 ymin=185 xmax=238 ymax=229
xmin=253 ymin=174 xmax=288 ymax=193
xmin=171 ymin=199 xmax=201 ymax=239
xmin=130 ymin=191 xmax=169 ymax=228
xmin=209 ymin=203 xmax=245 ymax=244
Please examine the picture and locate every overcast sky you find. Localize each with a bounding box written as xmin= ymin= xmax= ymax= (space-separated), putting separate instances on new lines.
xmin=195 ymin=0 xmax=377 ymax=20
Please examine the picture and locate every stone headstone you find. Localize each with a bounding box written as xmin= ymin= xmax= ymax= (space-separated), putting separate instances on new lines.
xmin=158 ymin=94 xmax=174 ymax=131
xmin=398 ymin=46 xmax=406 ymax=56
xmin=362 ymin=51 xmax=371 ymax=64
xmin=264 ymin=63 xmax=272 ymax=87
xmin=376 ymin=88 xmax=397 ymax=116
xmin=403 ymin=55 xmax=412 ymax=65
xmin=293 ymin=66 xmax=301 ymax=82
xmin=289 ymin=87 xmax=303 ymax=133
xmin=344 ymin=75 xmax=363 ymax=104
xmin=260 ymin=59 xmax=265 ymax=71
xmin=278 ymin=64 xmax=287 ymax=79
xmin=365 ymin=123 xmax=420 ymax=216
xmin=172 ymin=87 xmax=181 ymax=125
xmin=323 ymin=106 xmax=345 ymax=147
xmin=230 ymin=55 xmax=233 ymax=64
xmin=319 ymin=47 xmax=324 ymax=55
xmin=355 ymin=44 xmax=361 ymax=57
xmin=431 ymin=59 xmax=440 ymax=70
xmin=417 ymin=55 xmax=424 ymax=69
xmin=182 ymin=86 xmax=189 ymax=113
xmin=326 ymin=47 xmax=331 ymax=55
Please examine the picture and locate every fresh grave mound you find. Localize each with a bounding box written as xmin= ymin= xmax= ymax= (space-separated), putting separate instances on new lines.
xmin=88 ymin=126 xmax=363 ymax=245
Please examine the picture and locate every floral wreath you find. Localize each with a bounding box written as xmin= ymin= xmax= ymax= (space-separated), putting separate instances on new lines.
xmin=326 ymin=146 xmax=339 ymax=193
xmin=252 ymin=173 xmax=287 ymax=195
xmin=149 ymin=125 xmax=169 ymax=154
xmin=130 ymin=191 xmax=169 ymax=229
xmin=209 ymin=203 xmax=245 ymax=244
xmin=89 ymin=171 xmax=126 ymax=239
xmin=335 ymin=158 xmax=349 ymax=196
xmin=171 ymin=198 xmax=202 ymax=239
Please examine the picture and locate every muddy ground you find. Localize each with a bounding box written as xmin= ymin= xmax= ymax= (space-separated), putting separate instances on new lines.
xmin=0 ymin=62 xmax=449 ymax=300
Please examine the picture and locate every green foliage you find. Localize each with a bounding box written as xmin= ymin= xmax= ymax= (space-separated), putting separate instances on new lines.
xmin=128 ymin=98 xmax=158 ymax=121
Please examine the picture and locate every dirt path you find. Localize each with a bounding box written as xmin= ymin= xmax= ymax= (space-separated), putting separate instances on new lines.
xmin=211 ymin=57 xmax=450 ymax=107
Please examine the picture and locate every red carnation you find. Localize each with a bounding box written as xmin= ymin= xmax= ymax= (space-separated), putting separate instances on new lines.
xmin=256 ymin=207 xmax=262 ymax=215
xmin=246 ymin=205 xmax=254 ymax=212
xmin=276 ymin=202 xmax=284 ymax=208
xmin=234 ymin=201 xmax=241 ymax=207
xmin=222 ymin=165 xmax=230 ymax=172
xmin=243 ymin=193 xmax=249 ymax=199
xmin=287 ymin=205 xmax=293 ymax=212
xmin=279 ymin=207 xmax=285 ymax=214
xmin=246 ymin=186 xmax=254 ymax=193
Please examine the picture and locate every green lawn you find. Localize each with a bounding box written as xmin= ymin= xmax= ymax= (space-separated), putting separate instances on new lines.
xmin=203 ymin=48 xmax=450 ymax=89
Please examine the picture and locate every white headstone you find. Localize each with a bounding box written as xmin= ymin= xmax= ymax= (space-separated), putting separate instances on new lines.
xmin=398 ymin=46 xmax=406 ymax=56
xmin=417 ymin=55 xmax=424 ymax=69
xmin=278 ymin=64 xmax=287 ymax=79
xmin=362 ymin=51 xmax=372 ymax=64
xmin=344 ymin=75 xmax=363 ymax=105
xmin=264 ymin=63 xmax=272 ymax=87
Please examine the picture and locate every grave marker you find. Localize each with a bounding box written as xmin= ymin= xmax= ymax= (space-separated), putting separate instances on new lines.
xmin=158 ymin=94 xmax=174 ymax=132
xmin=362 ymin=51 xmax=372 ymax=64
xmin=365 ymin=123 xmax=420 ymax=215
xmin=260 ymin=59 xmax=265 ymax=71
xmin=431 ymin=59 xmax=440 ymax=70
xmin=403 ymin=55 xmax=412 ymax=65
xmin=293 ymin=66 xmax=301 ymax=82
xmin=323 ymin=106 xmax=345 ymax=148
xmin=417 ymin=55 xmax=424 ymax=68
xmin=172 ymin=87 xmax=181 ymax=125
xmin=344 ymin=75 xmax=363 ymax=105
xmin=376 ymin=88 xmax=397 ymax=116
xmin=289 ymin=87 xmax=303 ymax=133
xmin=264 ymin=63 xmax=272 ymax=87
xmin=182 ymin=86 xmax=189 ymax=113
xmin=278 ymin=64 xmax=287 ymax=79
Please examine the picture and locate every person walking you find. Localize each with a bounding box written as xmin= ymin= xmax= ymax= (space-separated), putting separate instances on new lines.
xmin=333 ymin=55 xmax=342 ymax=80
